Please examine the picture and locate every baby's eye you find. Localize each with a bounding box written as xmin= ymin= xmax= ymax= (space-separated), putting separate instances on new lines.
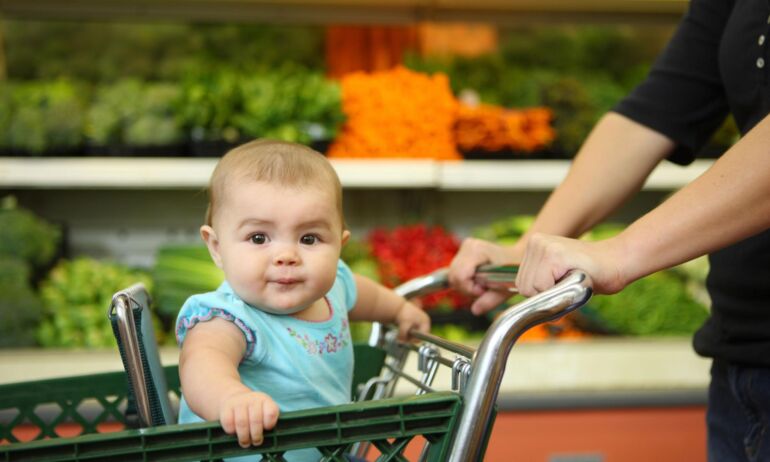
xmin=300 ymin=234 xmax=318 ymax=245
xmin=250 ymin=233 xmax=268 ymax=245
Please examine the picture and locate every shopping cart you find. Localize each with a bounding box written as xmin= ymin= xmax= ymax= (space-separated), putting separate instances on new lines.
xmin=0 ymin=266 xmax=592 ymax=461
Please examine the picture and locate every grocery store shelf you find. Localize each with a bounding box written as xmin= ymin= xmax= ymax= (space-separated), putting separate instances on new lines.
xmin=331 ymin=159 xmax=439 ymax=188
xmin=441 ymin=159 xmax=713 ymax=191
xmin=0 ymin=0 xmax=688 ymax=25
xmin=0 ymin=157 xmax=713 ymax=190
xmin=0 ymin=157 xmax=217 ymax=189
xmin=0 ymin=157 xmax=437 ymax=189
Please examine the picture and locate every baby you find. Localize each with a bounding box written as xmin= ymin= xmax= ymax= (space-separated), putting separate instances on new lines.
xmin=175 ymin=139 xmax=430 ymax=461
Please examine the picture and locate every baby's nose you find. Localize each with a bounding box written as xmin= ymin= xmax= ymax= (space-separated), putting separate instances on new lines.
xmin=273 ymin=248 xmax=300 ymax=266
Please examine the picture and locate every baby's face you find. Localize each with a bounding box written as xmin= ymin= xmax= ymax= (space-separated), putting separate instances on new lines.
xmin=206 ymin=180 xmax=346 ymax=313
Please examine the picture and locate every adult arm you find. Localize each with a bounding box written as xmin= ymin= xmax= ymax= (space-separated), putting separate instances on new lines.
xmin=450 ymin=0 xmax=732 ymax=313
xmin=514 ymin=112 xmax=675 ymax=251
xmin=516 ymin=112 xmax=770 ymax=296
xmin=450 ymin=112 xmax=675 ymax=313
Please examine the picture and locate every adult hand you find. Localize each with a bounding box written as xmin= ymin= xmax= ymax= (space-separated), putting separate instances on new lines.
xmin=448 ymin=237 xmax=520 ymax=315
xmin=516 ymin=232 xmax=627 ymax=297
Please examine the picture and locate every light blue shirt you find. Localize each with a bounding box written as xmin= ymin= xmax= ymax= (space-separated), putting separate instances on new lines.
xmin=175 ymin=260 xmax=358 ymax=461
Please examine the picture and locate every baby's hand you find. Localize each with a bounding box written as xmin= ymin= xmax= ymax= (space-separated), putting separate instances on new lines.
xmin=394 ymin=301 xmax=431 ymax=341
xmin=219 ymin=390 xmax=280 ymax=448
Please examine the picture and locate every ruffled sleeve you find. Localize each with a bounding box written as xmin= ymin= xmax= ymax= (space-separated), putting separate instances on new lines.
xmin=174 ymin=286 xmax=260 ymax=361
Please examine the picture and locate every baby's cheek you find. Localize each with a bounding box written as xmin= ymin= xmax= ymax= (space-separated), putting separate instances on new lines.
xmin=316 ymin=263 xmax=339 ymax=290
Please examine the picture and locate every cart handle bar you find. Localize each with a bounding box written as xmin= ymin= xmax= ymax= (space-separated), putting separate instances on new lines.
xmin=448 ymin=269 xmax=592 ymax=462
xmin=380 ymin=265 xmax=592 ymax=460
xmin=393 ymin=264 xmax=518 ymax=301
xmin=371 ymin=265 xmax=517 ymax=359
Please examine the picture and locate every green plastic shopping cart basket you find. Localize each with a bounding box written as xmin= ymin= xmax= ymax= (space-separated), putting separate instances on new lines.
xmin=0 ymin=266 xmax=592 ymax=462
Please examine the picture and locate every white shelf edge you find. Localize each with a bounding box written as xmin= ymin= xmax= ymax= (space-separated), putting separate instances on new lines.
xmin=0 ymin=157 xmax=217 ymax=189
xmin=440 ymin=160 xmax=570 ymax=191
xmin=440 ymin=159 xmax=714 ymax=191
xmin=331 ymin=159 xmax=439 ymax=188
xmin=0 ymin=157 xmax=713 ymax=190
xmin=0 ymin=338 xmax=709 ymax=392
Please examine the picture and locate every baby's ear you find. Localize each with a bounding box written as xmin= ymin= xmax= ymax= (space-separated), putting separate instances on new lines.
xmin=200 ymin=225 xmax=223 ymax=268
xmin=341 ymin=229 xmax=351 ymax=246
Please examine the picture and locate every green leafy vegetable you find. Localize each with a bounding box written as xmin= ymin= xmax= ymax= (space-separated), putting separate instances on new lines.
xmin=0 ymin=196 xmax=61 ymax=269
xmin=0 ymin=258 xmax=44 ymax=347
xmin=85 ymin=79 xmax=182 ymax=147
xmin=588 ymin=272 xmax=709 ymax=336
xmin=152 ymin=245 xmax=224 ymax=324
xmin=0 ymin=79 xmax=86 ymax=154
xmin=37 ymin=258 xmax=154 ymax=348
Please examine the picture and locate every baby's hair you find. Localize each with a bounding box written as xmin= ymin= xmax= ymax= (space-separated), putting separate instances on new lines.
xmin=205 ymin=139 xmax=344 ymax=227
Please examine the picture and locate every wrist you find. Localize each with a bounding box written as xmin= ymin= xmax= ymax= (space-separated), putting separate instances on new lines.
xmin=392 ymin=298 xmax=408 ymax=321
xmin=606 ymin=233 xmax=636 ymax=290
xmin=217 ymin=382 xmax=249 ymax=407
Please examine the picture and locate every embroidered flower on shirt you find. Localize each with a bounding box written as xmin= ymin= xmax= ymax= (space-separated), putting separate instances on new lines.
xmin=288 ymin=319 xmax=350 ymax=355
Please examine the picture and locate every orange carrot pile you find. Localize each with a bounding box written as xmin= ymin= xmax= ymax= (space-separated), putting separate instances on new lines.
xmin=327 ymin=66 xmax=460 ymax=160
xmin=455 ymin=104 xmax=556 ymax=153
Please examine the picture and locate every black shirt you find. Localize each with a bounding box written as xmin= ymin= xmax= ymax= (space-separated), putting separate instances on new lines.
xmin=614 ymin=0 xmax=770 ymax=366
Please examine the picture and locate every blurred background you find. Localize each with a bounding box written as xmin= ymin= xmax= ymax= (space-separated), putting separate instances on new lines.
xmin=0 ymin=2 xmax=725 ymax=460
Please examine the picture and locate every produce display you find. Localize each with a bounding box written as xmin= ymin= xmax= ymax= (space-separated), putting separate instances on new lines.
xmin=0 ymin=79 xmax=86 ymax=156
xmin=367 ymin=224 xmax=468 ymax=311
xmin=341 ymin=225 xmax=484 ymax=342
xmin=0 ymin=68 xmax=344 ymax=157
xmin=86 ymin=79 xmax=183 ymax=154
xmin=0 ymin=197 xmax=61 ymax=347
xmin=0 ymin=23 xmax=717 ymax=348
xmin=589 ymin=272 xmax=709 ymax=336
xmin=582 ymin=224 xmax=709 ymax=336
xmin=36 ymin=258 xmax=154 ymax=348
xmin=455 ymin=104 xmax=555 ymax=154
xmin=0 ymin=258 xmax=44 ymax=347
xmin=473 ymin=216 xmax=710 ymax=337
xmin=328 ymin=66 xmax=460 ymax=159
xmin=152 ymin=244 xmax=224 ymax=331
xmin=234 ymin=68 xmax=344 ymax=145
xmin=0 ymin=22 xmax=740 ymax=158
xmin=0 ymin=196 xmax=61 ymax=271
xmin=0 ymin=200 xmax=712 ymax=348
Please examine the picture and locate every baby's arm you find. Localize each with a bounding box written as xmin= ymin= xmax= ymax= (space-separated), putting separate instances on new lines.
xmin=179 ymin=318 xmax=279 ymax=447
xmin=349 ymin=274 xmax=430 ymax=340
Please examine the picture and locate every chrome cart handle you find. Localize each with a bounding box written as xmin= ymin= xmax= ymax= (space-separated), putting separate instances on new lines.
xmin=448 ymin=269 xmax=593 ymax=462
xmin=391 ymin=264 xmax=518 ymax=300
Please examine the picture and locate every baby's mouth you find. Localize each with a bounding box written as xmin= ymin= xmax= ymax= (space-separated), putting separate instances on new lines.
xmin=272 ymin=277 xmax=301 ymax=285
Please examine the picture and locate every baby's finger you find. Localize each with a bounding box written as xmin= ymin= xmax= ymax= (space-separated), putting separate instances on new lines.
xmin=220 ymin=408 xmax=236 ymax=435
xmin=263 ymin=400 xmax=280 ymax=430
xmin=418 ymin=316 xmax=431 ymax=334
xmin=233 ymin=407 xmax=251 ymax=448
xmin=248 ymin=403 xmax=264 ymax=446
xmin=398 ymin=322 xmax=411 ymax=341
